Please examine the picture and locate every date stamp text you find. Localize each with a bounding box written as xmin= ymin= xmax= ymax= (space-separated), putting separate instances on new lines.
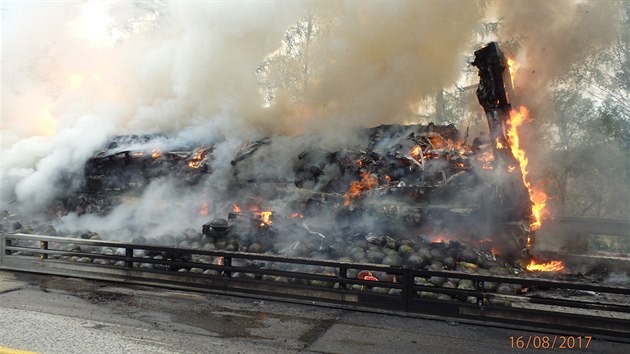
xmin=509 ymin=336 xmax=592 ymax=349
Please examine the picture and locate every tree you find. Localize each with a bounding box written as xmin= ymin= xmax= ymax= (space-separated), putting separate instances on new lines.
xmin=257 ymin=13 xmax=321 ymax=106
xmin=544 ymin=90 xmax=630 ymax=219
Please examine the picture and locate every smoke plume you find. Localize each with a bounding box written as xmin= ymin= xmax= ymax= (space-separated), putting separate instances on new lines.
xmin=494 ymin=0 xmax=622 ymax=114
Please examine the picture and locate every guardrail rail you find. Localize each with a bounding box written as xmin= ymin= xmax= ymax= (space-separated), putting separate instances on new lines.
xmin=2 ymin=233 xmax=629 ymax=341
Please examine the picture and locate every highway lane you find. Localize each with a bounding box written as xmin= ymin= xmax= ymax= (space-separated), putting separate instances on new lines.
xmin=0 ymin=271 xmax=627 ymax=353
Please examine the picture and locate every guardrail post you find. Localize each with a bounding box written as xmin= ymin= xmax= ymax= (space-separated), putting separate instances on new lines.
xmin=339 ymin=266 xmax=347 ymax=290
xmin=4 ymin=238 xmax=11 ymax=256
xmin=40 ymin=241 xmax=48 ymax=260
xmin=475 ymin=279 xmax=485 ymax=310
xmin=0 ymin=235 xmax=5 ymax=262
xmin=125 ymin=247 xmax=133 ymax=268
xmin=223 ymin=256 xmax=232 ymax=278
xmin=402 ymin=268 xmax=414 ymax=312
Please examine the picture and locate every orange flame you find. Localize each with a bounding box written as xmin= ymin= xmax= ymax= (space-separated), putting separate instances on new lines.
xmin=151 ymin=147 xmax=162 ymax=159
xmin=410 ymin=145 xmax=422 ymax=160
xmin=343 ymin=172 xmax=378 ymax=206
xmin=290 ymin=212 xmax=304 ymax=219
xmin=130 ymin=151 xmax=144 ymax=157
xmin=429 ymin=235 xmax=450 ymax=243
xmin=188 ymin=148 xmax=208 ymax=169
xmin=259 ymin=211 xmax=272 ymax=226
xmin=507 ymin=106 xmax=548 ymax=231
xmin=526 ymin=259 xmax=564 ymax=272
xmin=476 ymin=151 xmax=495 ymax=170
xmin=507 ymin=58 xmax=518 ymax=88
xmin=232 ymin=204 xmax=242 ymax=213
xmin=495 ymin=137 xmax=505 ymax=149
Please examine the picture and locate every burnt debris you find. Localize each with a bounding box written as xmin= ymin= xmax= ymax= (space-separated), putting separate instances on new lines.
xmin=84 ymin=134 xmax=213 ymax=193
xmin=63 ymin=118 xmax=527 ymax=254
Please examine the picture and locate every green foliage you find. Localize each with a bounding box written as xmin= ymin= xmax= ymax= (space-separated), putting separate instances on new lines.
xmin=587 ymin=235 xmax=630 ymax=253
xmin=545 ymin=89 xmax=630 ymax=219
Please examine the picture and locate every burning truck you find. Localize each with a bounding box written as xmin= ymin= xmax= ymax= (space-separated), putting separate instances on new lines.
xmin=36 ymin=42 xmax=557 ymax=273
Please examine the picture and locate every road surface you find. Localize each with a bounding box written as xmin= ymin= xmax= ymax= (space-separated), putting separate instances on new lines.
xmin=0 ymin=270 xmax=627 ymax=353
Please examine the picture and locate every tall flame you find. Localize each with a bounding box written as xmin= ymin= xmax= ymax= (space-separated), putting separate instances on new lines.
xmin=507 ymin=107 xmax=548 ymax=231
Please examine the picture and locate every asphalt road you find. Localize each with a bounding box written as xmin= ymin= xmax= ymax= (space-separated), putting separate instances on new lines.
xmin=0 ymin=270 xmax=628 ymax=353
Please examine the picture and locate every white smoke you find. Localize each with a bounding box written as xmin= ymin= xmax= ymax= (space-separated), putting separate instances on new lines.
xmin=1 ymin=1 xmax=626 ymax=243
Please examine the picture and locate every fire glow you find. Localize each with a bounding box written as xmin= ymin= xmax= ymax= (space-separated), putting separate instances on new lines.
xmin=477 ymin=151 xmax=494 ymax=170
xmin=259 ymin=211 xmax=273 ymax=226
xmin=495 ymin=137 xmax=505 ymax=150
xmin=199 ymin=202 xmax=209 ymax=216
xmin=410 ymin=145 xmax=422 ymax=160
xmin=35 ymin=111 xmax=59 ymax=136
xmin=526 ymin=259 xmax=565 ymax=272
xmin=343 ymin=172 xmax=378 ymax=206
xmin=188 ymin=148 xmax=208 ymax=169
xmin=429 ymin=235 xmax=450 ymax=243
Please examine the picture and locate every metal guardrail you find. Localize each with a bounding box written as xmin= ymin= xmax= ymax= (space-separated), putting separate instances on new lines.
xmin=2 ymin=233 xmax=630 ymax=340
xmin=547 ymin=217 xmax=630 ymax=238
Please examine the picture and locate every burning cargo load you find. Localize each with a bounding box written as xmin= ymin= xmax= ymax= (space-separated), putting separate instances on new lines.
xmin=4 ymin=41 xmax=555 ymax=275
xmin=9 ymin=40 xmax=562 ymax=293
xmin=71 ymin=42 xmax=538 ymax=261
xmin=1 ymin=35 xmax=574 ymax=286
xmin=80 ymin=122 xmax=524 ymax=254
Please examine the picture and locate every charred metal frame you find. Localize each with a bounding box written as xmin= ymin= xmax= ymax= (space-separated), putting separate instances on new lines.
xmin=2 ymin=233 xmax=629 ymax=341
xmin=472 ymin=42 xmax=532 ymax=225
